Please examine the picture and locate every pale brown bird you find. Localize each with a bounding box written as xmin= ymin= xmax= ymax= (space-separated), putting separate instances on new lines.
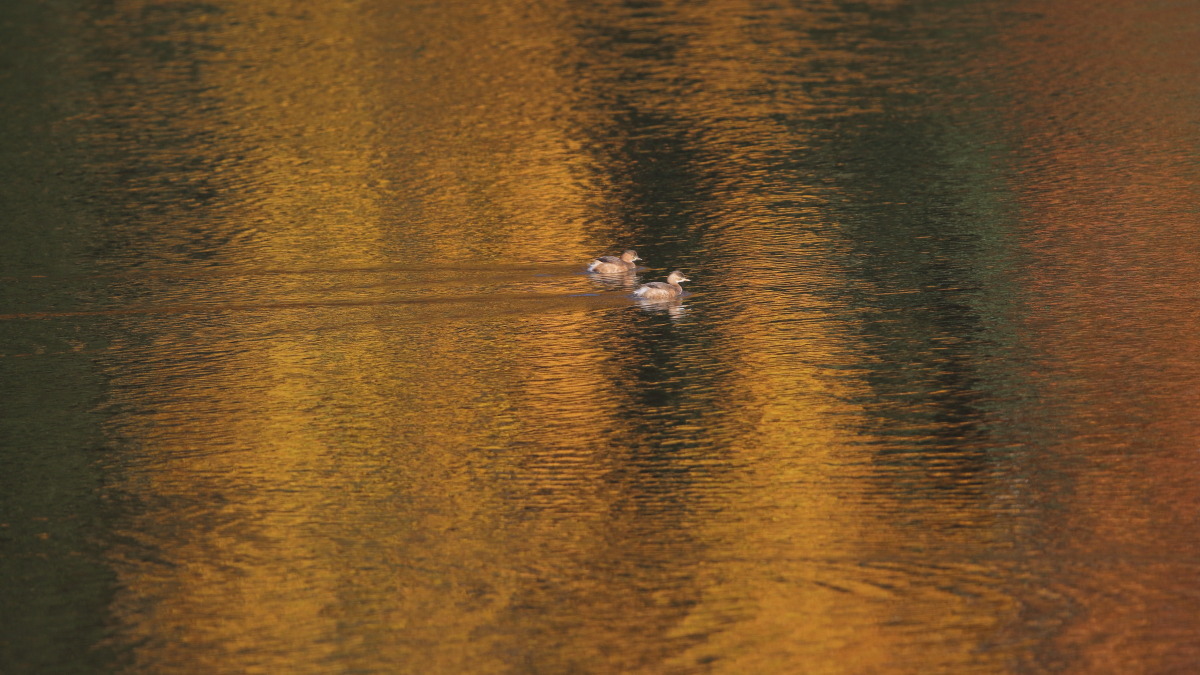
xmin=587 ymin=249 xmax=641 ymax=273
xmin=633 ymin=270 xmax=690 ymax=300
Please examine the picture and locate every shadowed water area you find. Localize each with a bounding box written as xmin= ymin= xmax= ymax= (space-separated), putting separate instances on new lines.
xmin=3 ymin=0 xmax=1200 ymax=673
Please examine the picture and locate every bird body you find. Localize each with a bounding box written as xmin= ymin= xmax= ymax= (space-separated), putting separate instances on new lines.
xmin=587 ymin=250 xmax=641 ymax=273
xmin=633 ymin=270 xmax=690 ymax=300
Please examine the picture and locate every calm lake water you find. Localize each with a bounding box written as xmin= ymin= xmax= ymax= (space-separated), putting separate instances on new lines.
xmin=3 ymin=0 xmax=1200 ymax=673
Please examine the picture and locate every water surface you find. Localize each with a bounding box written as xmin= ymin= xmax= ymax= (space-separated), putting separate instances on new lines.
xmin=3 ymin=0 xmax=1200 ymax=673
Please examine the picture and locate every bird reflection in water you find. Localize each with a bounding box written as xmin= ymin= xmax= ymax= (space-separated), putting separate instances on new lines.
xmin=586 ymin=268 xmax=642 ymax=291
xmin=634 ymin=297 xmax=688 ymax=319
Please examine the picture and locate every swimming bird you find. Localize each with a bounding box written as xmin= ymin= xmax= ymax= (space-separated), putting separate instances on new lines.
xmin=587 ymin=249 xmax=641 ymax=273
xmin=633 ymin=270 xmax=690 ymax=300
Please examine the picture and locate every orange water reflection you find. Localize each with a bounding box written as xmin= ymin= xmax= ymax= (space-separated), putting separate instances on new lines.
xmin=13 ymin=0 xmax=1192 ymax=672
xmin=993 ymin=1 xmax=1200 ymax=672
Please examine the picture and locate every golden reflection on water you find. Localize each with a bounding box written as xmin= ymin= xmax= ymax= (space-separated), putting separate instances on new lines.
xmin=64 ymin=0 xmax=1016 ymax=672
xmin=995 ymin=1 xmax=1200 ymax=672
xmin=5 ymin=0 xmax=1196 ymax=672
